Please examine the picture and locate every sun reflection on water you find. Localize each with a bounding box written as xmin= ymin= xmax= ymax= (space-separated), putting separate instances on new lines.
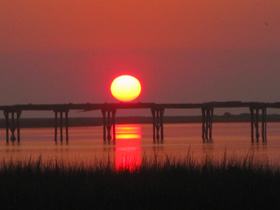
xmin=114 ymin=124 xmax=142 ymax=171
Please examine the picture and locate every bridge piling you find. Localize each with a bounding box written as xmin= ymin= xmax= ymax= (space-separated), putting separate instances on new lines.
xmin=202 ymin=108 xmax=205 ymax=140
xmin=250 ymin=107 xmax=259 ymax=142
xmin=262 ymin=107 xmax=267 ymax=142
xmin=209 ymin=108 xmax=214 ymax=141
xmin=101 ymin=108 xmax=116 ymax=141
xmin=151 ymin=107 xmax=164 ymax=141
xmin=54 ymin=109 xmax=69 ymax=144
xmin=54 ymin=111 xmax=57 ymax=142
xmin=250 ymin=106 xmax=267 ymax=143
xmin=16 ymin=111 xmax=21 ymax=143
xmin=250 ymin=107 xmax=254 ymax=142
xmin=3 ymin=110 xmax=21 ymax=144
xmin=60 ymin=111 xmax=63 ymax=143
xmin=65 ymin=111 xmax=69 ymax=143
xmin=256 ymin=108 xmax=260 ymax=143
xmin=5 ymin=112 xmax=9 ymax=143
xmin=201 ymin=107 xmax=214 ymax=142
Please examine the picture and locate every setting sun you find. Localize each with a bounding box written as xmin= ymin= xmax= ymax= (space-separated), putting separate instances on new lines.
xmin=110 ymin=75 xmax=141 ymax=102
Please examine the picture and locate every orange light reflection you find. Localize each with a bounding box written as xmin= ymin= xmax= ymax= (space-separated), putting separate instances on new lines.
xmin=115 ymin=124 xmax=142 ymax=172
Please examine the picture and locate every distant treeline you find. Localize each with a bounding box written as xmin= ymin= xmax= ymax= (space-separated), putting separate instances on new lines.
xmin=0 ymin=114 xmax=280 ymax=128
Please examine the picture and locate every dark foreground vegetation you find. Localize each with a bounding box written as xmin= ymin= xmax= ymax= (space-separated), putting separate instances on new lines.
xmin=1 ymin=155 xmax=280 ymax=210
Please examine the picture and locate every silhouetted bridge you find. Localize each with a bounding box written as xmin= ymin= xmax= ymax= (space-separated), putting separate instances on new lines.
xmin=1 ymin=101 xmax=280 ymax=144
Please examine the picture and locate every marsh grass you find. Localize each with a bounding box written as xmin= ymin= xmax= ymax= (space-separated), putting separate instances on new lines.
xmin=1 ymin=152 xmax=280 ymax=210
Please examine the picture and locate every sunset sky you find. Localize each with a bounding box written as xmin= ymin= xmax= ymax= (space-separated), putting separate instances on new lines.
xmin=1 ymin=0 xmax=280 ymax=116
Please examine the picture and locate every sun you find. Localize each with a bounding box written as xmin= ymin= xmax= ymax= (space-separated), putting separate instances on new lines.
xmin=110 ymin=75 xmax=141 ymax=102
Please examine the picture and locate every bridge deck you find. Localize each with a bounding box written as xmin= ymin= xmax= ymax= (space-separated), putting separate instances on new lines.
xmin=0 ymin=101 xmax=279 ymax=111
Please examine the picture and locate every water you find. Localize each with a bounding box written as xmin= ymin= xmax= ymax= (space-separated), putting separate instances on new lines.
xmin=1 ymin=123 xmax=280 ymax=168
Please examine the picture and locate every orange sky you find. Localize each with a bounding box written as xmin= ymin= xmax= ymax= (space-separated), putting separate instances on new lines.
xmin=1 ymin=0 xmax=280 ymax=52
xmin=1 ymin=1 xmax=280 ymax=116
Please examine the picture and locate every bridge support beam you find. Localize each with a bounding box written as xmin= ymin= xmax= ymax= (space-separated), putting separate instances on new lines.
xmin=151 ymin=107 xmax=164 ymax=141
xmin=101 ymin=108 xmax=116 ymax=141
xmin=250 ymin=106 xmax=267 ymax=143
xmin=54 ymin=109 xmax=69 ymax=144
xmin=261 ymin=107 xmax=267 ymax=142
xmin=202 ymin=107 xmax=214 ymax=142
xmin=3 ymin=110 xmax=22 ymax=144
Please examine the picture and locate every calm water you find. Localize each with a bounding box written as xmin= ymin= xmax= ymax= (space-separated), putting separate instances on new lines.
xmin=1 ymin=123 xmax=280 ymax=168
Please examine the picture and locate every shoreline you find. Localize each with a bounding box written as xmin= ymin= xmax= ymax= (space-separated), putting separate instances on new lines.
xmin=0 ymin=114 xmax=280 ymax=128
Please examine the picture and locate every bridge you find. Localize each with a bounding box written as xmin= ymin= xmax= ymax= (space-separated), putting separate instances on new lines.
xmin=1 ymin=101 xmax=279 ymax=144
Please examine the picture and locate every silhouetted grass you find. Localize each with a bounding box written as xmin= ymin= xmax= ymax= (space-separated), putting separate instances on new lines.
xmin=1 ymin=153 xmax=280 ymax=210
